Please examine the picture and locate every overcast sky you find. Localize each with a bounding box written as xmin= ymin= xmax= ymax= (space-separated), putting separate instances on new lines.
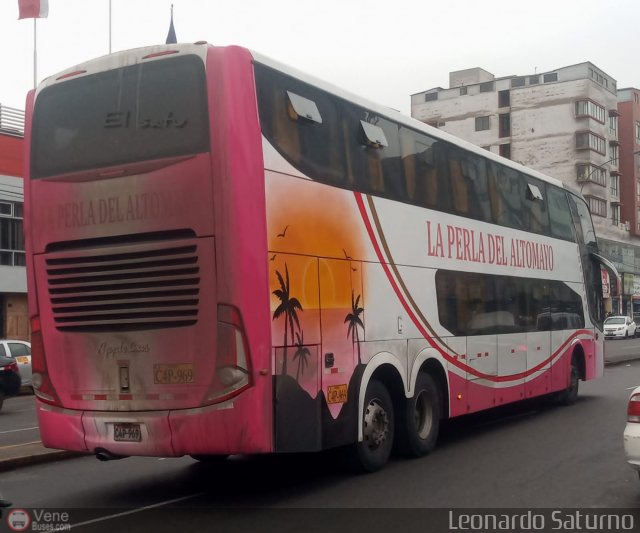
xmin=1 ymin=0 xmax=639 ymax=115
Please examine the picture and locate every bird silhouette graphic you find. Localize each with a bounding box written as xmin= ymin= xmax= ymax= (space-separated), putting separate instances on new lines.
xmin=277 ymin=225 xmax=289 ymax=238
xmin=270 ymin=254 xmax=277 ymax=261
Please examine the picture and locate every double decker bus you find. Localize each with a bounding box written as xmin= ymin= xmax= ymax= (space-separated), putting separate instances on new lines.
xmin=25 ymin=43 xmax=617 ymax=472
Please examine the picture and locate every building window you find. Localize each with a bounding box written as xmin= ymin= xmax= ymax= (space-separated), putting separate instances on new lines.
xmin=511 ymin=77 xmax=525 ymax=88
xmin=611 ymin=204 xmax=620 ymax=226
xmin=610 ymin=174 xmax=619 ymax=197
xmin=0 ymin=201 xmax=25 ymax=267
xmin=586 ymin=196 xmax=607 ymax=217
xmin=424 ymin=92 xmax=438 ymax=102
xmin=528 ymin=76 xmax=540 ymax=85
xmin=609 ymin=115 xmax=618 ymax=138
xmin=460 ymin=86 xmax=468 ymax=96
xmin=636 ymin=121 xmax=640 ymax=142
xmin=575 ymin=100 xmax=606 ymax=123
xmin=576 ymin=131 xmax=606 ymax=155
xmin=499 ymin=113 xmax=511 ymax=138
xmin=499 ymin=143 xmax=511 ymax=159
xmin=577 ymin=164 xmax=607 ymax=187
xmin=479 ymin=81 xmax=494 ymax=93
xmin=610 ymin=143 xmax=619 ymax=167
xmin=498 ymin=90 xmax=510 ymax=108
xmin=543 ymin=73 xmax=558 ymax=83
xmin=475 ymin=116 xmax=490 ymax=131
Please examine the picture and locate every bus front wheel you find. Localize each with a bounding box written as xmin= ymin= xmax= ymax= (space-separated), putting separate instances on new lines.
xmin=350 ymin=380 xmax=394 ymax=473
xmin=397 ymin=372 xmax=441 ymax=457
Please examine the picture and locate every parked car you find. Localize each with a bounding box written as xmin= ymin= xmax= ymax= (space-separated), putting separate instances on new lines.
xmin=0 ymin=355 xmax=22 ymax=410
xmin=0 ymin=340 xmax=32 ymax=389
xmin=603 ymin=316 xmax=637 ymax=339
xmin=624 ymin=386 xmax=640 ymax=480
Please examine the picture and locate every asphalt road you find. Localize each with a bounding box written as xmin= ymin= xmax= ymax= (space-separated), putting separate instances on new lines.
xmin=0 ymin=394 xmax=38 ymax=448
xmin=1 ymin=358 xmax=639 ymax=532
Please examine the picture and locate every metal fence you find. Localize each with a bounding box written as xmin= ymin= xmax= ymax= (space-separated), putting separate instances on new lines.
xmin=0 ymin=104 xmax=25 ymax=136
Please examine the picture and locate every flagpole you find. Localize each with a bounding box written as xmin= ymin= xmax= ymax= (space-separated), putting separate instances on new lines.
xmin=109 ymin=0 xmax=112 ymax=53
xmin=33 ymin=18 xmax=37 ymax=88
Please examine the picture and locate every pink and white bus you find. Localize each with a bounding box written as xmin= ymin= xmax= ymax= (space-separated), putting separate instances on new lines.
xmin=25 ymin=43 xmax=617 ymax=472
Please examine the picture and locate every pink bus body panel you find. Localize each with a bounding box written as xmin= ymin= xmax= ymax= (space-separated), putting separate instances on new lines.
xmin=26 ymin=46 xmax=273 ymax=457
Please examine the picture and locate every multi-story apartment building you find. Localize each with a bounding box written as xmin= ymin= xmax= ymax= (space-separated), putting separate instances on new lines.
xmin=0 ymin=105 xmax=27 ymax=340
xmin=410 ymin=62 xmax=640 ymax=316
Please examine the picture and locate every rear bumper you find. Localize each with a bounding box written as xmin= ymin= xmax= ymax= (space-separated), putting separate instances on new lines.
xmin=36 ymin=397 xmax=272 ymax=457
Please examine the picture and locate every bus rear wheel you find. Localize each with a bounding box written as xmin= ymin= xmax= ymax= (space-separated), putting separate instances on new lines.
xmin=350 ymin=379 xmax=394 ymax=473
xmin=397 ymin=372 xmax=441 ymax=457
xmin=558 ymin=358 xmax=579 ymax=406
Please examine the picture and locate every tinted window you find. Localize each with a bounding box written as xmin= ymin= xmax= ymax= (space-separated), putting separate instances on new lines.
xmin=436 ymin=270 xmax=584 ymax=335
xmin=256 ymin=63 xmax=577 ymax=243
xmin=8 ymin=342 xmax=30 ymax=356
xmin=0 ymin=344 xmax=5 ymax=357
xmin=31 ymin=55 xmax=209 ymax=178
xmin=547 ymin=187 xmax=575 ymax=241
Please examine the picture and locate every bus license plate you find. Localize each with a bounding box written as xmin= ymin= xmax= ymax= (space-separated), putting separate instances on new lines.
xmin=113 ymin=423 xmax=142 ymax=442
xmin=327 ymin=384 xmax=348 ymax=404
xmin=16 ymin=356 xmax=29 ymax=364
xmin=154 ymin=363 xmax=195 ymax=385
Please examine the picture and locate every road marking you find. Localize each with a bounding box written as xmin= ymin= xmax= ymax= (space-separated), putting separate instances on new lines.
xmin=0 ymin=426 xmax=38 ymax=435
xmin=0 ymin=440 xmax=40 ymax=450
xmin=71 ymin=493 xmax=206 ymax=529
xmin=626 ymin=386 xmax=640 ymax=390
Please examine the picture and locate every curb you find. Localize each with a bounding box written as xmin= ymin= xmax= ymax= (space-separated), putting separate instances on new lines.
xmin=0 ymin=442 xmax=88 ymax=473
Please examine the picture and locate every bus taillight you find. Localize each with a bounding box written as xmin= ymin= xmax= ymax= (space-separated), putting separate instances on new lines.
xmin=30 ymin=316 xmax=61 ymax=406
xmin=204 ymin=304 xmax=252 ymax=404
xmin=628 ymin=393 xmax=640 ymax=423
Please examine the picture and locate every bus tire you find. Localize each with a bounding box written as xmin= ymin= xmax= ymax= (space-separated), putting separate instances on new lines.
xmin=397 ymin=372 xmax=441 ymax=457
xmin=558 ymin=358 xmax=579 ymax=406
xmin=350 ymin=379 xmax=394 ymax=473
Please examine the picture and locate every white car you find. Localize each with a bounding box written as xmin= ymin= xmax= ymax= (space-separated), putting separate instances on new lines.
xmin=603 ymin=316 xmax=637 ymax=339
xmin=0 ymin=340 xmax=32 ymax=389
xmin=625 ymin=386 xmax=640 ymax=480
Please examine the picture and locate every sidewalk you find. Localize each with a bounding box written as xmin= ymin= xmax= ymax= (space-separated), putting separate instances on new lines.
xmin=1 ymin=349 xmax=638 ymax=472
xmin=0 ymin=440 xmax=86 ymax=473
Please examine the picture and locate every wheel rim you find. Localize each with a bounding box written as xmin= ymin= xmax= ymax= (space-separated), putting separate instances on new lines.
xmin=363 ymin=398 xmax=390 ymax=450
xmin=414 ymin=390 xmax=434 ymax=439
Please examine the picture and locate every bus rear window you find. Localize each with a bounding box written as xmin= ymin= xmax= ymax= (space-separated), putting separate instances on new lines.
xmin=31 ymin=54 xmax=209 ymax=179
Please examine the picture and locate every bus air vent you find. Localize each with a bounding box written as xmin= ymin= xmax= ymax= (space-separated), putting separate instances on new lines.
xmin=45 ymin=240 xmax=200 ymax=332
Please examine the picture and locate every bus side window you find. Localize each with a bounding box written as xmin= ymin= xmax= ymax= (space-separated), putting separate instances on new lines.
xmin=548 ymin=187 xmax=575 ymax=241
xmin=449 ymin=157 xmax=469 ymax=215
xmin=272 ymin=84 xmax=301 ymax=165
xmin=489 ymin=163 xmax=524 ymax=230
xmin=522 ymin=178 xmax=550 ymax=235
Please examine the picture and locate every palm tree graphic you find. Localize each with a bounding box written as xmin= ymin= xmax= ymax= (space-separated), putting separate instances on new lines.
xmin=345 ymin=291 xmax=365 ymax=365
xmin=272 ymin=263 xmax=303 ymax=376
xmin=293 ymin=331 xmax=311 ymax=382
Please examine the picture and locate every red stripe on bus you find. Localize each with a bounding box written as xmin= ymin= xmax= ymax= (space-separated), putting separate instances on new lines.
xmin=353 ymin=191 xmax=594 ymax=383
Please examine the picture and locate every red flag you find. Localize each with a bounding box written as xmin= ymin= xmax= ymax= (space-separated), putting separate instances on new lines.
xmin=18 ymin=0 xmax=49 ymax=19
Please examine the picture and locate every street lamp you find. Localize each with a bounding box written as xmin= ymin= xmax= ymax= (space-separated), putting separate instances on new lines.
xmin=579 ymin=149 xmax=640 ymax=194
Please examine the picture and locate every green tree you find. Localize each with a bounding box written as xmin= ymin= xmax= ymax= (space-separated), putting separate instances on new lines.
xmin=345 ymin=291 xmax=365 ymax=365
xmin=272 ymin=263 xmax=303 ymax=375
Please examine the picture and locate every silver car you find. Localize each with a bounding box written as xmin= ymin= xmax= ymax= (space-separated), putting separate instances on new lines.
xmin=0 ymin=340 xmax=32 ymax=389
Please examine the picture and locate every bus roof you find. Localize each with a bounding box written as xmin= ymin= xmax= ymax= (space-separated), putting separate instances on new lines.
xmin=38 ymin=42 xmax=567 ymax=192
